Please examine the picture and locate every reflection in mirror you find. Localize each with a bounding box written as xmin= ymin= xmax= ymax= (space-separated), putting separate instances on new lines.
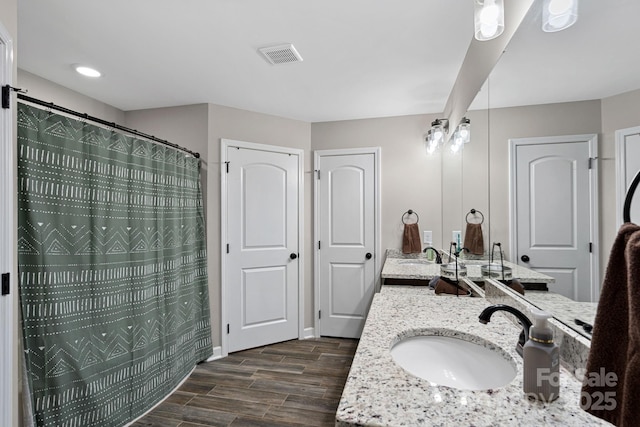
xmin=462 ymin=0 xmax=640 ymax=338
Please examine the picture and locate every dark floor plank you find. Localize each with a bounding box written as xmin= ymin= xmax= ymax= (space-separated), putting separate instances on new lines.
xmin=137 ymin=338 xmax=357 ymax=427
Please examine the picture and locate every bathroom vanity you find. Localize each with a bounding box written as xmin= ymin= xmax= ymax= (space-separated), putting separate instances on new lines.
xmin=335 ymin=285 xmax=608 ymax=426
xmin=335 ymin=251 xmax=608 ymax=426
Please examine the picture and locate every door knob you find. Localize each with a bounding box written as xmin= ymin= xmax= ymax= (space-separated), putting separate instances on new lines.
xmin=290 ymin=253 xmax=298 ymax=260
xmin=365 ymin=252 xmax=372 ymax=260
xmin=521 ymin=255 xmax=530 ymax=263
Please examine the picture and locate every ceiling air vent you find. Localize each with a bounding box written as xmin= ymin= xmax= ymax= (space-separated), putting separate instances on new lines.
xmin=258 ymin=44 xmax=303 ymax=65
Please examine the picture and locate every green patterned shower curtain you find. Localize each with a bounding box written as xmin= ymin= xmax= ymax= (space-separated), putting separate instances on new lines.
xmin=17 ymin=103 xmax=213 ymax=427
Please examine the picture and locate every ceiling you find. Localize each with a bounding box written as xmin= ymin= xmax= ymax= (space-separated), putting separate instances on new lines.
xmin=17 ymin=0 xmax=640 ymax=123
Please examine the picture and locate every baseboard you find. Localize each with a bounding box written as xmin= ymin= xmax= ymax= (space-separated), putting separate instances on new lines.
xmin=206 ymin=346 xmax=223 ymax=362
xmin=302 ymin=327 xmax=316 ymax=339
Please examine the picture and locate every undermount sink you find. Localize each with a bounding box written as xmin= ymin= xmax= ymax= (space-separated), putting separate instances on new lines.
xmin=391 ymin=333 xmax=516 ymax=390
xmin=397 ymin=259 xmax=430 ymax=266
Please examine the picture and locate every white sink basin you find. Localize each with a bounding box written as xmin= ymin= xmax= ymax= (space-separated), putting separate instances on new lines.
xmin=397 ymin=259 xmax=430 ymax=266
xmin=391 ymin=334 xmax=516 ymax=390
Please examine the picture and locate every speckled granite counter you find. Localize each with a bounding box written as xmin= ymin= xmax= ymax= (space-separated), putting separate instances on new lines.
xmin=335 ymin=286 xmax=609 ymax=426
xmin=381 ymin=249 xmax=555 ymax=284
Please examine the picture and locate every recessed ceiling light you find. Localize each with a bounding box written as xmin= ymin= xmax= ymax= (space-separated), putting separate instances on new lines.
xmin=74 ymin=65 xmax=101 ymax=78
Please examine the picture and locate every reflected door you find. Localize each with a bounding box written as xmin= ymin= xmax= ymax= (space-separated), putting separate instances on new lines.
xmin=317 ymin=151 xmax=376 ymax=338
xmin=226 ymin=145 xmax=299 ymax=352
xmin=512 ymin=135 xmax=598 ymax=302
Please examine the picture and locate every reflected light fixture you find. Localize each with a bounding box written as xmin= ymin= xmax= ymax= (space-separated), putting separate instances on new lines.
xmin=542 ymin=0 xmax=578 ymax=32
xmin=74 ymin=65 xmax=101 ymax=78
xmin=450 ymin=118 xmax=471 ymax=154
xmin=474 ymin=0 xmax=504 ymax=41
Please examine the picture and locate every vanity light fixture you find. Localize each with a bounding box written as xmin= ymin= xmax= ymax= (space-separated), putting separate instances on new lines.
xmin=474 ymin=0 xmax=505 ymax=41
xmin=73 ymin=65 xmax=101 ymax=78
xmin=425 ymin=118 xmax=449 ymax=155
xmin=542 ymin=0 xmax=578 ymax=32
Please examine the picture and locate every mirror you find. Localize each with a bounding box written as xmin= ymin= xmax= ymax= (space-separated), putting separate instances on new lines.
xmin=450 ymin=1 xmax=640 ymax=338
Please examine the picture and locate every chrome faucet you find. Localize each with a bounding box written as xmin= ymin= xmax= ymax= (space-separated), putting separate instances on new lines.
xmin=478 ymin=304 xmax=532 ymax=357
xmin=422 ymin=246 xmax=442 ymax=264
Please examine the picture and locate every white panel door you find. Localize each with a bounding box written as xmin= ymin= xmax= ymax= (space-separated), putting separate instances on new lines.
xmin=616 ymin=126 xmax=640 ymax=227
xmin=226 ymin=146 xmax=299 ymax=352
xmin=513 ymin=136 xmax=596 ymax=302
xmin=317 ymin=152 xmax=376 ymax=338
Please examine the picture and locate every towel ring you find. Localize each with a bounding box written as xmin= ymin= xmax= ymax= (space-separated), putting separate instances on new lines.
xmin=465 ymin=208 xmax=484 ymax=225
xmin=623 ymin=170 xmax=640 ymax=223
xmin=402 ymin=209 xmax=419 ymax=224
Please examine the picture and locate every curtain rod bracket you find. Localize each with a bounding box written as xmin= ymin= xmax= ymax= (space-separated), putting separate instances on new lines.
xmin=2 ymin=85 xmax=28 ymax=109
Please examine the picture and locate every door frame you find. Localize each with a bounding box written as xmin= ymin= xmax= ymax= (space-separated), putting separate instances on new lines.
xmin=0 ymin=19 xmax=15 ymax=427
xmin=508 ymin=134 xmax=599 ymax=301
xmin=220 ymin=139 xmax=304 ymax=356
xmin=615 ymin=125 xmax=640 ymax=228
xmin=313 ymin=147 xmax=381 ymax=337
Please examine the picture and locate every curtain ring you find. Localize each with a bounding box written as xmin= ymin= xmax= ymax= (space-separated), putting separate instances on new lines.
xmin=465 ymin=208 xmax=484 ymax=224
xmin=402 ymin=209 xmax=419 ymax=224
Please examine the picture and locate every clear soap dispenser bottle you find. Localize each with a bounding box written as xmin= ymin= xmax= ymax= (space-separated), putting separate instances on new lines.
xmin=523 ymin=309 xmax=559 ymax=402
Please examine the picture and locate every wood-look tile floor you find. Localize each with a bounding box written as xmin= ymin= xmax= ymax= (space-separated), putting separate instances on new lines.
xmin=132 ymin=337 xmax=358 ymax=427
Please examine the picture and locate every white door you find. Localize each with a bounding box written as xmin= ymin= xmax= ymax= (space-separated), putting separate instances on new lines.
xmin=0 ymin=20 xmax=15 ymax=427
xmin=616 ymin=126 xmax=640 ymax=227
xmin=223 ymin=141 xmax=301 ymax=353
xmin=510 ymin=135 xmax=598 ymax=302
xmin=315 ymin=149 xmax=379 ymax=338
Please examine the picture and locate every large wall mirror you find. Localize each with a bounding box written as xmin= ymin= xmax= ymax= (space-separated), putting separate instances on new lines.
xmin=447 ymin=0 xmax=640 ymax=338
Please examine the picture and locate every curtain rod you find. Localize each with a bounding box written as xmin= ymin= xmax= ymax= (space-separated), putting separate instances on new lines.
xmin=17 ymin=93 xmax=200 ymax=159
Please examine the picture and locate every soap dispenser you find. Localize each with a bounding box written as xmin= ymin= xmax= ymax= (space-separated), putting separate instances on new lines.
xmin=523 ymin=309 xmax=559 ymax=402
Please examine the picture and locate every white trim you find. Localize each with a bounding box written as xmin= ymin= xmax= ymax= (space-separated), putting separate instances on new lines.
xmin=615 ymin=125 xmax=640 ymax=229
xmin=313 ymin=147 xmax=381 ymax=337
xmin=509 ymin=134 xmax=599 ymax=301
xmin=0 ymin=20 xmax=15 ymax=427
xmin=220 ymin=139 xmax=304 ymax=357
xmin=302 ymin=327 xmax=316 ymax=339
xmin=206 ymin=346 xmax=223 ymax=362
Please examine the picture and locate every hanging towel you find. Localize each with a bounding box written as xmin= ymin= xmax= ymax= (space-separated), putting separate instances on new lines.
xmin=581 ymin=222 xmax=640 ymax=426
xmin=402 ymin=223 xmax=422 ymax=254
xmin=464 ymin=222 xmax=484 ymax=255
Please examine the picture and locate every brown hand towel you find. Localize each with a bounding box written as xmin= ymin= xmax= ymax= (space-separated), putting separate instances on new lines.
xmin=402 ymin=223 xmax=422 ymax=254
xmin=581 ymin=222 xmax=640 ymax=426
xmin=464 ymin=222 xmax=484 ymax=255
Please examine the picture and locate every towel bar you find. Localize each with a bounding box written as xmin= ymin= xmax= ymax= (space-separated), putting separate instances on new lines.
xmin=466 ymin=208 xmax=484 ymax=224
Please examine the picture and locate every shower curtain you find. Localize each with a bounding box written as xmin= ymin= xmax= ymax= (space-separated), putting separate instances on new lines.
xmin=17 ymin=103 xmax=213 ymax=427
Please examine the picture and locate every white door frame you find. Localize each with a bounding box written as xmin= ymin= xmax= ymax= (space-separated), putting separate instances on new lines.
xmin=0 ymin=19 xmax=15 ymax=427
xmin=313 ymin=147 xmax=381 ymax=337
xmin=509 ymin=134 xmax=599 ymax=301
xmin=220 ymin=139 xmax=304 ymax=357
xmin=615 ymin=125 xmax=640 ymax=228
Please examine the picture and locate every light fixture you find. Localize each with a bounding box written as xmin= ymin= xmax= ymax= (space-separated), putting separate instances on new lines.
xmin=474 ymin=0 xmax=505 ymax=41
xmin=74 ymin=65 xmax=101 ymax=78
xmin=542 ymin=0 xmax=578 ymax=32
xmin=425 ymin=118 xmax=450 ymax=155
xmin=450 ymin=118 xmax=471 ymax=153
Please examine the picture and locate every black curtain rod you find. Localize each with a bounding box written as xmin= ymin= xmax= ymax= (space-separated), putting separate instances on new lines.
xmin=17 ymin=93 xmax=200 ymax=159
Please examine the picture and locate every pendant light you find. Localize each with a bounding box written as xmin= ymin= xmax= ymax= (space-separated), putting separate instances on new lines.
xmin=474 ymin=0 xmax=505 ymax=41
xmin=542 ymin=0 xmax=578 ymax=32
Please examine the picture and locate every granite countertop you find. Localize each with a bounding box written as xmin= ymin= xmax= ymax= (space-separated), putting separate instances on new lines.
xmin=381 ymin=249 xmax=555 ymax=284
xmin=335 ymin=286 xmax=608 ymax=426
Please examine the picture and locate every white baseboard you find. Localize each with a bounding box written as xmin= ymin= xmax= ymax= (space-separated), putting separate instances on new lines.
xmin=303 ymin=327 xmax=316 ymax=339
xmin=206 ymin=346 xmax=223 ymax=362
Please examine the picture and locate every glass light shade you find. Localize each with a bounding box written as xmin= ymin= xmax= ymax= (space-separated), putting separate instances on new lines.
xmin=542 ymin=0 xmax=578 ymax=32
xmin=451 ymin=136 xmax=463 ymax=153
xmin=474 ymin=0 xmax=505 ymax=41
xmin=457 ymin=119 xmax=471 ymax=143
xmin=431 ymin=121 xmax=445 ymax=146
